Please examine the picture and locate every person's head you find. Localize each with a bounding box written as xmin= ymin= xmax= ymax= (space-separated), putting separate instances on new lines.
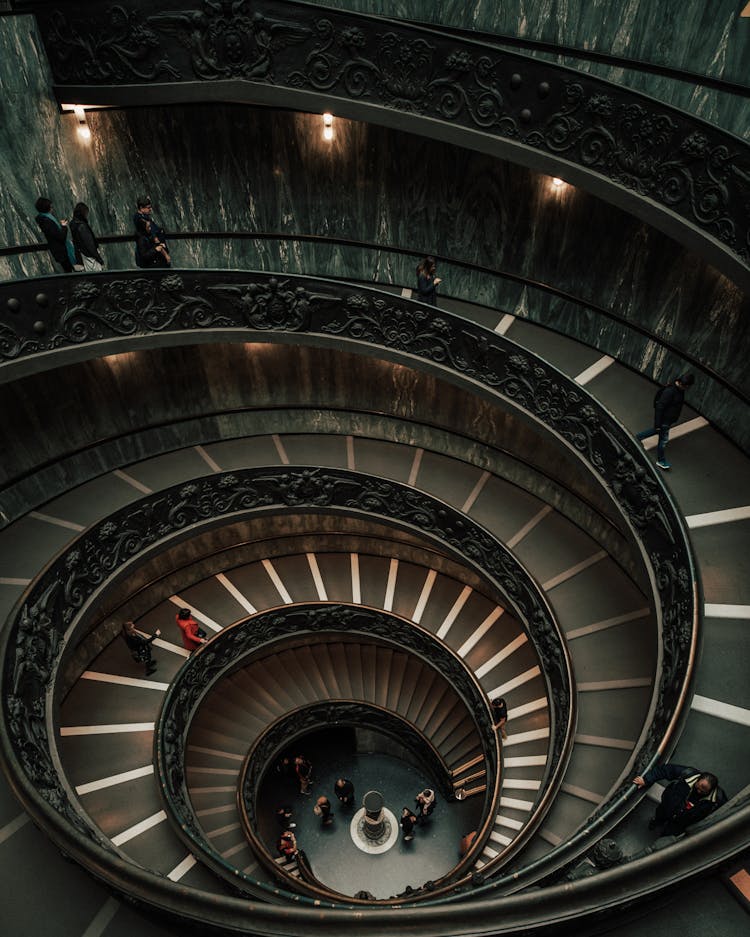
xmin=317 ymin=796 xmax=327 ymax=806
xmin=492 ymin=697 xmax=506 ymax=707
xmin=421 ymin=788 xmax=433 ymax=800
xmin=417 ymin=255 xmax=436 ymax=276
xmin=136 ymin=196 xmax=153 ymax=213
xmin=35 ymin=196 xmax=52 ymax=214
xmin=122 ymin=620 xmax=136 ymax=635
xmin=72 ymin=202 xmax=89 ymax=221
xmin=177 ymin=607 xmax=191 ymax=620
xmin=676 ymin=373 xmax=695 ymax=390
xmin=402 ymin=807 xmax=412 ymax=817
xmin=695 ymin=773 xmax=718 ymax=796
xmin=335 ymin=778 xmax=345 ymax=787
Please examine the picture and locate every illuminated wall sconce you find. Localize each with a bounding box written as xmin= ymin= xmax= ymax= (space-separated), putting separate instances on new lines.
xmin=74 ymin=105 xmax=91 ymax=141
xmin=551 ymin=177 xmax=564 ymax=188
xmin=322 ymin=112 xmax=334 ymax=141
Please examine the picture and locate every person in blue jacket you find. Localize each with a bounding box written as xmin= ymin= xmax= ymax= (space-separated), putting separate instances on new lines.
xmin=633 ymin=763 xmax=726 ymax=835
xmin=34 ymin=196 xmax=79 ymax=272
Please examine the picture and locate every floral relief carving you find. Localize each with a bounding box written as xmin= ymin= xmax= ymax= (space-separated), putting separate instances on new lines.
xmin=524 ymin=82 xmax=748 ymax=254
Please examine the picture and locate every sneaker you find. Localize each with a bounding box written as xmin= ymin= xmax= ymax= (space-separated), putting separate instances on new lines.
xmin=656 ymin=460 xmax=671 ymax=470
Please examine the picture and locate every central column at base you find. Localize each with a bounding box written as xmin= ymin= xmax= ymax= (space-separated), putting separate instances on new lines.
xmin=362 ymin=790 xmax=385 ymax=841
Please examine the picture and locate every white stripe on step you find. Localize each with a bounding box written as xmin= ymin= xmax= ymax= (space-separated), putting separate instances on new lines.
xmin=437 ymin=585 xmax=472 ymax=639
xmin=195 ymin=445 xmax=221 ymax=472
xmin=575 ymin=355 xmax=614 ymax=386
xmin=407 ymin=448 xmax=424 ymax=487
xmin=462 ymin=471 xmax=490 ymax=513
xmin=506 ymin=506 xmax=551 ymax=549
xmin=457 ymin=606 xmax=504 ymax=658
xmin=113 ymin=469 xmax=152 ymax=494
xmin=111 ymin=810 xmax=166 ymax=846
xmin=80 ymin=897 xmax=120 ymax=937
xmin=28 ymin=511 xmax=84 ymax=531
xmin=262 ymin=559 xmax=293 ymax=604
xmin=494 ymin=314 xmax=515 ymax=335
xmin=475 ymin=633 xmax=528 ymax=679
xmin=216 ymin=573 xmax=257 ymax=614
xmin=691 ymin=694 xmax=750 ymax=727
xmin=81 ymin=671 xmax=169 ymax=691
xmin=307 ymin=553 xmax=328 ymax=600
xmin=642 ymin=416 xmax=708 ymax=449
xmin=704 ymin=603 xmax=750 ymax=619
xmin=542 ymin=550 xmax=607 ymax=591
xmin=502 ymin=728 xmax=550 ymax=747
xmin=60 ymin=722 xmax=154 ymax=736
xmin=412 ymin=569 xmax=437 ymax=624
xmin=272 ymin=434 xmax=290 ymax=464
xmin=384 ymin=558 xmax=398 ymax=612
xmin=350 ymin=553 xmax=361 ymax=604
xmin=686 ymin=505 xmax=750 ymax=529
xmin=167 ymin=854 xmax=197 ymax=882
xmin=76 ymin=765 xmax=154 ymax=795
xmin=489 ymin=665 xmax=541 ymax=697
xmin=566 ymin=607 xmax=650 ymax=640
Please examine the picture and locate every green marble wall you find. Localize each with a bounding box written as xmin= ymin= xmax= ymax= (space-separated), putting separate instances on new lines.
xmin=308 ymin=0 xmax=750 ymax=140
xmin=0 ymin=11 xmax=748 ymax=447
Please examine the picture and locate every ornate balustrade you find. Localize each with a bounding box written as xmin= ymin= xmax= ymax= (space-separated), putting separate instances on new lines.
xmin=1 ymin=464 xmax=571 ymax=905
xmin=236 ymin=699 xmax=473 ymax=898
xmin=0 ymin=266 xmax=706 ymax=928
xmin=10 ymin=0 xmax=750 ymax=289
xmin=155 ymin=605 xmax=504 ymax=902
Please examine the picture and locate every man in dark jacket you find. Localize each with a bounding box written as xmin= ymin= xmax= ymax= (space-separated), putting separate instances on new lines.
xmin=633 ymin=763 xmax=726 ymax=835
xmin=636 ymin=373 xmax=695 ymax=470
xmin=121 ymin=620 xmax=160 ymax=676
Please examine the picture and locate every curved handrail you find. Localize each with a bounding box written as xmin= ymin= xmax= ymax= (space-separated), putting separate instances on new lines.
xmin=0 ymin=271 xmax=700 ymax=927
xmin=13 ymin=0 xmax=750 ymax=288
xmin=1 ymin=246 xmax=746 ymax=415
xmin=1 ymin=462 xmax=570 ymax=903
xmin=154 ymin=604 xmax=510 ymax=903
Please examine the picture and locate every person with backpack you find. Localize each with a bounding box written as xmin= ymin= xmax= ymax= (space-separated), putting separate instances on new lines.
xmin=636 ymin=374 xmax=695 ymax=470
xmin=633 ymin=764 xmax=726 ymax=835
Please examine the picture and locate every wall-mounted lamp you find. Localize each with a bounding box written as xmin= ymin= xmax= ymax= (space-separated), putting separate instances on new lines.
xmin=551 ymin=177 xmax=564 ymax=188
xmin=323 ymin=112 xmax=334 ymax=141
xmin=74 ymin=105 xmax=91 ymax=141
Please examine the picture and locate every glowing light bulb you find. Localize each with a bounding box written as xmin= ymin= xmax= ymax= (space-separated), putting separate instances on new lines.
xmin=77 ymin=125 xmax=92 ymax=141
xmin=552 ymin=177 xmax=564 ymax=187
xmin=323 ymin=125 xmax=333 ymax=141
xmin=323 ymin=112 xmax=333 ymax=126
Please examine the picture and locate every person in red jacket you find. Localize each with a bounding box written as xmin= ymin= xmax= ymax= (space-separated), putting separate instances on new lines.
xmin=175 ymin=607 xmax=206 ymax=652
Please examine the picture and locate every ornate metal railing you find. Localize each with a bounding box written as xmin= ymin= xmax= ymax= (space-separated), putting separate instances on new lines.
xmin=2 ymin=234 xmax=744 ymax=415
xmin=11 ymin=0 xmax=750 ymax=288
xmin=0 ymin=268 xmax=705 ymax=927
xmin=155 ymin=604 xmax=505 ymax=902
xmin=1 ymin=464 xmax=571 ymax=906
xmin=236 ymin=700 xmax=464 ymax=898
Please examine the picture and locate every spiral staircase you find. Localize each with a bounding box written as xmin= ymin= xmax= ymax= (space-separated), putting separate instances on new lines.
xmin=1 ymin=2 xmax=750 ymax=936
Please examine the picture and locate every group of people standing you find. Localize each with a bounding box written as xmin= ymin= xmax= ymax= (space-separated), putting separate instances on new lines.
xmin=34 ymin=194 xmax=170 ymax=273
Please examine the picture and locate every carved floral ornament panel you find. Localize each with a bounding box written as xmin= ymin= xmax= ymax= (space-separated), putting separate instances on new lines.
xmin=23 ymin=0 xmax=750 ymax=263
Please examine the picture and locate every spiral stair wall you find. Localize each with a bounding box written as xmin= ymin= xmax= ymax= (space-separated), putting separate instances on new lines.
xmin=1 ymin=2 xmax=750 ymax=936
